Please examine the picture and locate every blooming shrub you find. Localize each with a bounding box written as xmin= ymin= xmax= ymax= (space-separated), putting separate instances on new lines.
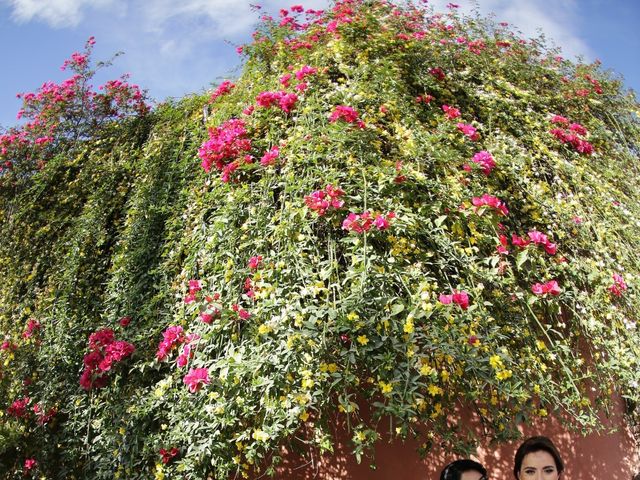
xmin=0 ymin=0 xmax=639 ymax=478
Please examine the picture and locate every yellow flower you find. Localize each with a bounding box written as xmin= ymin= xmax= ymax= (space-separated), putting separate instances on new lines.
xmin=427 ymin=384 xmax=443 ymax=396
xmin=357 ymin=335 xmax=369 ymax=345
xmin=403 ymin=317 xmax=414 ymax=334
xmin=378 ymin=381 xmax=393 ymax=394
xmin=419 ymin=363 xmax=433 ymax=376
xmin=252 ymin=430 xmax=270 ymax=442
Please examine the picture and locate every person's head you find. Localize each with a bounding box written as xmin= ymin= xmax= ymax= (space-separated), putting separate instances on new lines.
xmin=513 ymin=436 xmax=564 ymax=480
xmin=440 ymin=459 xmax=487 ymax=480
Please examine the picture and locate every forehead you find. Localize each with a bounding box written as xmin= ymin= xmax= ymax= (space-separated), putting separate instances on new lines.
xmin=522 ymin=450 xmax=556 ymax=467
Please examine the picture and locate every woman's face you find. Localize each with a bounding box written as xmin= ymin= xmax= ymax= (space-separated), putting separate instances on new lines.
xmin=518 ymin=450 xmax=560 ymax=480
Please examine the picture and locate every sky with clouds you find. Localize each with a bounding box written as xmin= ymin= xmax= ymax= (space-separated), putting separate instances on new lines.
xmin=0 ymin=0 xmax=638 ymax=128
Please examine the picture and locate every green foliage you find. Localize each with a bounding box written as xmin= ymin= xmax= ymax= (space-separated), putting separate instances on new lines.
xmin=1 ymin=1 xmax=639 ymax=478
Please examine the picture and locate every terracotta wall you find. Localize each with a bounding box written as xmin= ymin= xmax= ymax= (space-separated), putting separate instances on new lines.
xmin=280 ymin=397 xmax=639 ymax=479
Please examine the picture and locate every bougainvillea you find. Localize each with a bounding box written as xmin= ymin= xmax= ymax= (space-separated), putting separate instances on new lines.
xmin=1 ymin=0 xmax=639 ymax=478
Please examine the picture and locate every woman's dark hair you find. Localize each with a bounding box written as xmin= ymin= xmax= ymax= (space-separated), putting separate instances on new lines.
xmin=513 ymin=436 xmax=564 ymax=479
xmin=441 ymin=459 xmax=487 ymax=480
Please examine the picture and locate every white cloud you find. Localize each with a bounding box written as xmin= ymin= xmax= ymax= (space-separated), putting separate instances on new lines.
xmin=428 ymin=0 xmax=593 ymax=59
xmin=4 ymin=0 xmax=114 ymax=27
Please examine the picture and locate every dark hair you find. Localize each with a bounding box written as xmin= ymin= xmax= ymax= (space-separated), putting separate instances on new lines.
xmin=513 ymin=436 xmax=564 ymax=479
xmin=441 ymin=459 xmax=487 ymax=480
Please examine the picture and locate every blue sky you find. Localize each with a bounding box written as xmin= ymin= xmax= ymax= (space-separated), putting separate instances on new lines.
xmin=0 ymin=0 xmax=638 ymax=128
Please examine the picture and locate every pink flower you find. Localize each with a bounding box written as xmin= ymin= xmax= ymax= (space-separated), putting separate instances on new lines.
xmin=200 ymin=310 xmax=219 ymax=324
xmin=198 ymin=118 xmax=251 ymax=177
xmin=7 ymin=397 xmax=30 ymax=418
xmin=88 ymin=328 xmax=115 ymax=350
xmin=471 ymin=151 xmax=496 ymax=175
xmin=373 ymin=212 xmax=395 ymax=230
xmin=329 ymin=105 xmax=365 ymax=128
xmin=441 ymin=104 xmax=460 ymax=119
xmin=471 ymin=194 xmax=508 ymax=216
xmin=183 ymin=367 xmax=210 ymax=393
xmin=342 ymin=211 xmax=373 ymax=233
xmin=550 ymin=114 xmax=569 ymax=124
xmin=295 ymin=65 xmax=318 ymax=81
xmin=456 ymin=123 xmax=479 ymax=141
xmin=304 ymin=184 xmax=345 ymax=216
xmin=248 ymin=255 xmax=263 ymax=270
xmin=260 ymin=146 xmax=280 ymax=166
xmin=24 ymin=458 xmax=37 ymax=471
xmin=497 ymin=234 xmax=509 ymax=255
xmin=531 ymin=280 xmax=561 ymax=296
xmin=188 ymin=279 xmax=202 ymax=293
xmin=210 ymin=80 xmax=235 ymax=102
xmin=609 ymin=273 xmax=627 ymax=297
xmin=428 ymin=67 xmax=446 ymax=81
xmin=118 ymin=316 xmax=131 ymax=327
xmin=156 ymin=326 xmax=184 ymax=361
xmin=439 ymin=290 xmax=470 ymax=310
xmin=22 ymin=319 xmax=41 ymax=339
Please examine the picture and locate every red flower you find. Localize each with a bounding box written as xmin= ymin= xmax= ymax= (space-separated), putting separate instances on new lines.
xmin=118 ymin=316 xmax=131 ymax=327
xmin=160 ymin=447 xmax=179 ymax=464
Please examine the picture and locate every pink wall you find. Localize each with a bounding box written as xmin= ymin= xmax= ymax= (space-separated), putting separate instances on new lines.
xmin=280 ymin=396 xmax=639 ymax=479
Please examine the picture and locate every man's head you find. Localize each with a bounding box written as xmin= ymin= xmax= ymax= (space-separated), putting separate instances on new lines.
xmin=440 ymin=459 xmax=487 ymax=480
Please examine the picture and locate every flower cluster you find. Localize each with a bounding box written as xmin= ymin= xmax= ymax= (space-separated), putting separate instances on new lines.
xmin=531 ymin=280 xmax=561 ymax=296
xmin=439 ymin=290 xmax=470 ymax=310
xmin=329 ymin=105 xmax=365 ymax=128
xmin=159 ymin=447 xmax=180 ymax=464
xmin=304 ymin=184 xmax=345 ymax=215
xmin=183 ymin=367 xmax=210 ymax=393
xmin=184 ymin=279 xmax=202 ymax=304
xmin=457 ymin=122 xmax=479 ymax=141
xmin=549 ymin=115 xmax=593 ymax=155
xmin=469 ymin=151 xmax=496 ymax=175
xmin=198 ymin=118 xmax=252 ymax=181
xmin=7 ymin=397 xmax=30 ymax=418
xmin=22 ymin=319 xmax=41 ymax=339
xmin=79 ymin=328 xmax=135 ymax=391
xmin=210 ymin=80 xmax=235 ymax=102
xmin=256 ymin=91 xmax=299 ymax=113
xmin=156 ymin=326 xmax=185 ymax=361
xmin=471 ymin=194 xmax=509 ymax=216
xmin=342 ymin=211 xmax=395 ymax=233
xmin=609 ymin=273 xmax=627 ymax=297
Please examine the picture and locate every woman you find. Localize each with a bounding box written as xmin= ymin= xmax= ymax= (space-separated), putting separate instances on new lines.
xmin=513 ymin=436 xmax=564 ymax=480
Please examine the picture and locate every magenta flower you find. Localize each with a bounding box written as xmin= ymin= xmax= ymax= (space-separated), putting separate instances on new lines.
xmin=304 ymin=184 xmax=345 ymax=216
xmin=441 ymin=104 xmax=460 ymax=119
xmin=248 ymin=255 xmax=263 ymax=270
xmin=329 ymin=105 xmax=365 ymax=128
xmin=471 ymin=151 xmax=496 ymax=175
xmin=260 ymin=146 xmax=280 ymax=166
xmin=342 ymin=211 xmax=373 ymax=233
xmin=183 ymin=367 xmax=210 ymax=393
xmin=456 ymin=123 xmax=479 ymax=141
xmin=210 ymin=80 xmax=235 ymax=102
xmin=24 ymin=458 xmax=37 ymax=471
xmin=471 ymin=194 xmax=509 ymax=216
xmin=439 ymin=290 xmax=470 ymax=310
xmin=609 ymin=273 xmax=627 ymax=297
xmin=531 ymin=280 xmax=561 ymax=296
